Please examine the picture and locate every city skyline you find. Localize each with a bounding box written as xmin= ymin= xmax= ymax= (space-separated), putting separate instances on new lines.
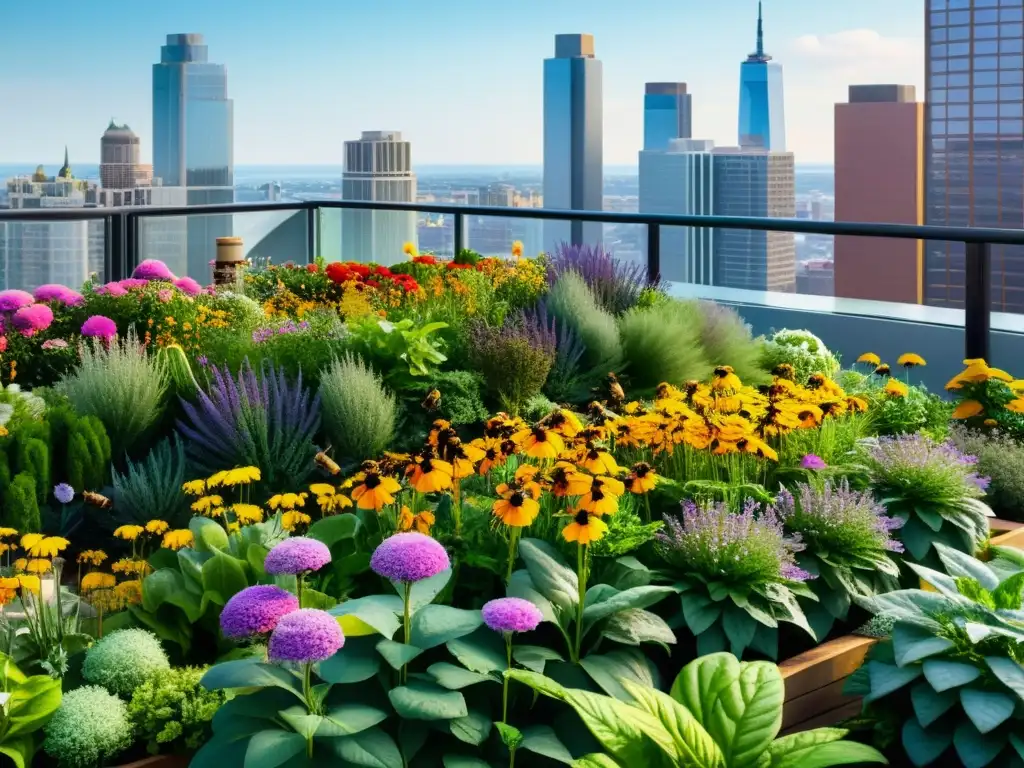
xmin=0 ymin=0 xmax=923 ymax=166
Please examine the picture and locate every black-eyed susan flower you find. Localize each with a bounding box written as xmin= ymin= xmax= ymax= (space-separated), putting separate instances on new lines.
xmin=398 ymin=506 xmax=435 ymax=534
xmin=442 ymin=437 xmax=485 ymax=479
xmin=712 ymin=366 xmax=742 ymax=392
xmin=575 ymin=476 xmax=624 ymax=516
xmin=626 ymin=462 xmax=658 ymax=494
xmin=857 ymin=352 xmax=881 ymax=366
xmin=0 ymin=528 xmax=17 ymax=540
xmin=873 ymin=364 xmax=891 ymax=377
xmin=513 ymin=425 xmax=565 ymax=461
xmin=113 ymin=525 xmax=144 ymax=542
xmin=493 ymin=488 xmax=541 ymax=528
xmin=771 ymin=363 xmax=796 ymax=381
xmin=351 ymin=461 xmax=403 ymax=511
xmin=546 ymin=461 xmax=579 ymax=497
xmin=541 ymin=408 xmax=583 ymax=439
xmin=846 ymin=395 xmax=869 ymax=413
xmin=561 ymin=508 xmax=608 ymax=545
xmin=737 ymin=436 xmax=779 ymax=462
xmin=579 ymin=443 xmax=619 ymax=476
xmin=405 ymin=449 xmax=454 ymax=494
xmin=473 ymin=437 xmax=506 ymax=475
xmin=897 ymin=353 xmax=926 ymax=368
xmin=268 ymin=493 xmax=308 ymax=511
xmin=162 ymin=529 xmax=194 ymax=550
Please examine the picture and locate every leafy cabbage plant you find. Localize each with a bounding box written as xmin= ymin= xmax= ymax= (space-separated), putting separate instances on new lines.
xmin=512 ymin=651 xmax=885 ymax=768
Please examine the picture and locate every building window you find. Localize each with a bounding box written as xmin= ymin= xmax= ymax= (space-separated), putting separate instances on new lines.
xmin=1002 ymin=69 xmax=1024 ymax=84
xmin=976 ymin=24 xmax=1000 ymax=38
xmin=974 ymin=119 xmax=998 ymax=133
xmin=949 ymin=25 xmax=971 ymax=40
xmin=948 ymin=120 xmax=970 ymax=133
xmin=931 ymin=73 xmax=948 ymax=87
xmin=1000 ymin=85 xmax=1024 ymax=101
xmin=1001 ymin=54 xmax=1024 ymax=69
xmin=974 ymin=56 xmax=999 ymax=70
xmin=1002 ymin=7 xmax=1024 ymax=22
xmin=1001 ymin=119 xmax=1024 ymax=133
xmin=949 ymin=88 xmax=970 ymax=102
xmin=976 ymin=7 xmax=999 ymax=21
xmin=949 ymin=104 xmax=969 ymax=117
xmin=975 ymin=71 xmax=998 ymax=86
xmin=1000 ymin=102 xmax=1024 ymax=117
xmin=950 ymin=58 xmax=971 ymax=71
xmin=974 ymin=86 xmax=999 ymax=101
xmin=949 ymin=9 xmax=971 ymax=23
xmin=976 ymin=40 xmax=999 ymax=54
xmin=1002 ymin=38 xmax=1024 ymax=54
xmin=976 ymin=103 xmax=998 ymax=117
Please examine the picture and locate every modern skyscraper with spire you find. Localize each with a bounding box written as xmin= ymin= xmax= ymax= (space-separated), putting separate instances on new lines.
xmin=737 ymin=2 xmax=786 ymax=151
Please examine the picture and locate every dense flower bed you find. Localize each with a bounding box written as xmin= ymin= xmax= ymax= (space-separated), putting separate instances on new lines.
xmin=1 ymin=243 xmax=1023 ymax=767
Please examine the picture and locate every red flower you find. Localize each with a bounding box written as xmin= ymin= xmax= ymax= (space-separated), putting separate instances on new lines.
xmin=447 ymin=262 xmax=472 ymax=270
xmin=0 ymin=336 xmax=7 ymax=353
xmin=347 ymin=263 xmax=371 ymax=279
xmin=306 ymin=263 xmax=319 ymax=273
xmin=374 ymin=266 xmax=393 ymax=277
xmin=413 ymin=255 xmax=438 ymax=266
xmin=325 ymin=262 xmax=349 ymax=284
xmin=366 ymin=279 xmax=381 ymax=289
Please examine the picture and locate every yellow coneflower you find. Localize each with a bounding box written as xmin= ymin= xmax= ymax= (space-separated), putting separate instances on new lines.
xmin=145 ymin=520 xmax=170 ymax=536
xmin=626 ymin=462 xmax=658 ymax=494
xmin=16 ymin=575 xmax=39 ymax=594
xmin=77 ymin=550 xmax=108 ymax=566
xmin=19 ymin=533 xmax=44 ymax=552
xmin=206 ymin=470 xmax=229 ymax=489
xmin=712 ymin=366 xmax=742 ymax=392
xmin=181 ymin=479 xmax=206 ymax=496
xmin=737 ymin=436 xmax=779 ymax=462
xmin=232 ymin=504 xmax=265 ymax=525
xmin=223 ymin=466 xmax=262 ymax=486
xmin=12 ymin=559 xmax=26 ymax=573
xmin=897 ymin=353 xmax=926 ymax=368
xmin=405 ymin=451 xmax=454 ymax=494
xmin=541 ymin=409 xmax=583 ymax=439
xmin=579 ymin=443 xmax=619 ymax=476
xmin=113 ymin=525 xmax=145 ymax=542
xmin=952 ymin=400 xmax=984 ymax=419
xmin=493 ymin=489 xmax=541 ymax=528
xmin=398 ymin=506 xmax=435 ymax=534
xmin=351 ymin=462 xmax=402 ymax=511
xmin=513 ymin=425 xmax=565 ymax=460
xmin=162 ymin=529 xmax=194 ymax=550
xmin=309 ymin=483 xmax=336 ymax=497
xmin=81 ymin=572 xmax=116 ymax=593
xmin=857 ymin=352 xmax=881 ymax=366
xmin=114 ymin=580 xmax=142 ymax=606
xmin=771 ymin=363 xmax=797 ymax=381
xmin=191 ymin=495 xmax=224 ymax=514
xmin=27 ymin=537 xmax=69 ymax=558
xmin=884 ymin=379 xmax=909 ymax=397
xmin=442 ymin=437 xmax=485 ymax=479
xmin=846 ymin=396 xmax=869 ymax=413
xmin=573 ymin=475 xmax=624 ymax=516
xmin=473 ymin=438 xmax=506 ymax=475
xmin=561 ymin=508 xmax=608 ymax=545
xmin=281 ymin=511 xmax=312 ymax=532
xmin=984 ymin=418 xmax=999 ymax=427
xmin=268 ymin=493 xmax=308 ymax=511
xmin=25 ymin=559 xmax=51 ymax=574
xmin=0 ymin=528 xmax=18 ymax=540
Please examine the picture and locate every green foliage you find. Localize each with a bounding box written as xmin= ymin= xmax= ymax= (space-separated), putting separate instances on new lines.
xmin=347 ymin=316 xmax=448 ymax=383
xmin=319 ymin=353 xmax=398 ymax=462
xmin=844 ymin=371 xmax=952 ymax=439
xmin=761 ymin=328 xmax=841 ymax=381
xmin=422 ymin=370 xmax=489 ymax=426
xmin=42 ymin=686 xmax=132 ymax=768
xmin=17 ymin=438 xmax=49 ymax=506
xmin=82 ymin=629 xmax=171 ymax=698
xmin=950 ymin=425 xmax=1024 ymax=522
xmin=0 ymin=652 xmax=62 ymax=768
xmin=127 ymin=666 xmax=224 ymax=755
xmin=112 ymin=435 xmax=192 ymax=527
xmin=513 ymin=651 xmax=886 ymax=768
xmin=2 ymin=474 xmax=40 ymax=533
xmin=546 ymin=272 xmax=623 ymax=375
xmin=849 ymin=543 xmax=1024 ymax=766
xmin=695 ymin=301 xmax=770 ymax=385
xmin=468 ymin=321 xmax=554 ymax=417
xmin=618 ymin=301 xmax=709 ymax=395
xmin=56 ymin=330 xmax=169 ymax=459
xmin=157 ymin=343 xmax=200 ymax=398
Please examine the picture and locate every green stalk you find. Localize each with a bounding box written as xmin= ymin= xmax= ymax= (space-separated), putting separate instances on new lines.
xmin=572 ymin=543 xmax=588 ymax=663
xmin=501 ymin=633 xmax=512 ymax=723
xmin=402 ymin=582 xmax=412 ymax=684
xmin=303 ymin=662 xmax=314 ymax=758
xmin=506 ymin=528 xmax=521 ymax=582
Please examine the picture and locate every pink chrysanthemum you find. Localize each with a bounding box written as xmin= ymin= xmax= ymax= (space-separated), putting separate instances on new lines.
xmin=12 ymin=304 xmax=54 ymax=337
xmin=173 ymin=276 xmax=202 ymax=296
xmin=132 ymin=259 xmax=176 ymax=281
xmin=117 ymin=278 xmax=150 ymax=291
xmin=33 ymin=284 xmax=84 ymax=307
xmin=42 ymin=338 xmax=69 ymax=350
xmin=81 ymin=315 xmax=117 ymax=340
xmin=0 ymin=290 xmax=34 ymax=312
xmin=370 ymin=533 xmax=450 ymax=583
xmin=95 ymin=282 xmax=127 ymax=297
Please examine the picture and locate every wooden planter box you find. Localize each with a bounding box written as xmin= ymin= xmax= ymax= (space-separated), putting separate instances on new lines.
xmin=116 ymin=756 xmax=190 ymax=768
xmin=990 ymin=519 xmax=1024 ymax=551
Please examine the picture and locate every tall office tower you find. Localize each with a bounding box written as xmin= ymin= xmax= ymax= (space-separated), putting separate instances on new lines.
xmin=543 ymin=33 xmax=603 ymax=250
xmin=712 ymin=148 xmax=796 ymax=291
xmin=925 ymin=0 xmax=1024 ymax=311
xmin=341 ymin=131 xmax=417 ymax=264
xmin=100 ymin=121 xmax=143 ymax=189
xmin=152 ymin=33 xmax=234 ymax=278
xmin=638 ymin=139 xmax=715 ymax=284
xmin=738 ymin=2 xmax=786 ymax=150
xmin=835 ymin=85 xmax=924 ymax=303
xmin=643 ymin=83 xmax=692 ymax=150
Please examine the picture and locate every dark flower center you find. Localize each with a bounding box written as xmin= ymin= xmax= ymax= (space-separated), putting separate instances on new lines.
xmin=364 ymin=474 xmax=381 ymax=489
xmin=510 ymin=492 xmax=525 ymax=507
xmin=635 ymin=464 xmax=650 ymax=477
xmin=574 ymin=510 xmax=589 ymax=525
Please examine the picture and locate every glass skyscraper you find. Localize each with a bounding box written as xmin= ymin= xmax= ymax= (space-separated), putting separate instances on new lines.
xmin=643 ymin=83 xmax=692 ymax=151
xmin=737 ymin=2 xmax=786 ymax=151
xmin=152 ymin=33 xmax=234 ymax=278
xmin=925 ymin=0 xmax=1024 ymax=312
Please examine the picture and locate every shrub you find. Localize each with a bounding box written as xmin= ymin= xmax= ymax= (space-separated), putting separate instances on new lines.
xmin=177 ymin=360 xmax=321 ymax=492
xmin=82 ymin=629 xmax=171 ymax=698
xmin=127 ymin=666 xmax=224 ymax=754
xmin=2 ymin=473 xmax=41 ymax=532
xmin=761 ymin=328 xmax=840 ymax=381
xmin=56 ymin=330 xmax=168 ymax=459
xmin=520 ymin=302 xmax=587 ymax=404
xmin=468 ymin=317 xmax=555 ymax=416
xmin=618 ymin=300 xmax=709 ymax=395
xmin=113 ymin=435 xmax=192 ymax=527
xmin=696 ymin=300 xmax=770 ymax=384
xmin=43 ymin=686 xmax=133 ymax=768
xmin=319 ymin=353 xmax=397 ymax=461
xmin=545 ymin=271 xmax=623 ymax=375
xmin=548 ymin=242 xmax=656 ymax=314
xmin=423 ymin=369 xmax=489 ymax=426
xmin=949 ymin=424 xmax=1024 ymax=522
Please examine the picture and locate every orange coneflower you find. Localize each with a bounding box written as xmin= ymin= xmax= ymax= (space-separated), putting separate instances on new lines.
xmin=626 ymin=462 xmax=658 ymax=494
xmin=351 ymin=461 xmax=402 ymax=511
xmin=575 ymin=475 xmax=623 ymax=516
xmin=579 ymin=442 xmax=619 ymax=476
xmin=546 ymin=461 xmax=580 ymax=497
xmin=561 ymin=508 xmax=608 ymax=545
xmin=473 ymin=437 xmax=507 ymax=475
xmin=442 ymin=436 xmax=485 ymax=479
xmin=398 ymin=506 xmax=435 ymax=534
xmin=513 ymin=425 xmax=564 ymax=460
xmin=493 ymin=488 xmax=541 ymax=528
xmin=712 ymin=366 xmax=742 ymax=392
xmin=540 ymin=408 xmax=583 ymax=439
xmin=405 ymin=448 xmax=454 ymax=493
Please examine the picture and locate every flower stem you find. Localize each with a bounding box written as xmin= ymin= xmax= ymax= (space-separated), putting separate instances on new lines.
xmin=506 ymin=528 xmax=521 ymax=582
xmin=643 ymin=493 xmax=652 ymax=524
xmin=454 ymin=479 xmax=462 ymax=538
xmin=297 ymin=574 xmax=304 ymax=608
xmin=573 ymin=543 xmax=588 ymax=663
xmin=402 ymin=582 xmax=412 ymax=684
xmin=303 ymin=661 xmax=314 ymax=758
xmin=501 ymin=633 xmax=512 ymax=723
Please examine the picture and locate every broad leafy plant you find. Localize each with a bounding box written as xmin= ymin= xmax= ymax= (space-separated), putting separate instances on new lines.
xmin=0 ymin=652 xmax=62 ymax=768
xmin=347 ymin=317 xmax=448 ymax=381
xmin=847 ymin=542 xmax=1024 ymax=767
xmin=512 ymin=651 xmax=886 ymax=768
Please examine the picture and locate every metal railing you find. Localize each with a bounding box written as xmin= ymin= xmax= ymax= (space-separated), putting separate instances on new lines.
xmin=3 ymin=199 xmax=1024 ymax=361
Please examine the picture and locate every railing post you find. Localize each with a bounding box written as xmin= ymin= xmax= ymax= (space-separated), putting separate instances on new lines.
xmin=964 ymin=240 xmax=991 ymax=362
xmin=306 ymin=205 xmax=317 ymax=264
xmin=126 ymin=213 xmax=139 ymax=277
xmin=647 ymin=223 xmax=661 ymax=284
xmin=105 ymin=213 xmax=127 ymax=282
xmin=452 ymin=211 xmax=465 ymax=260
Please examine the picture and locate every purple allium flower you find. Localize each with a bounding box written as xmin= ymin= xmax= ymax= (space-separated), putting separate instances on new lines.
xmin=776 ymin=480 xmax=905 ymax=556
xmin=264 ymin=537 xmax=332 ymax=575
xmin=12 ymin=304 xmax=53 ymax=337
xmin=220 ymin=585 xmax=300 ymax=639
xmin=42 ymin=338 xmax=69 ymax=350
xmin=370 ymin=532 xmax=450 ymax=583
xmin=95 ymin=281 xmax=128 ymax=297
xmin=482 ymin=598 xmax=543 ymax=633
xmin=268 ymin=608 xmax=344 ymax=663
xmin=81 ymin=315 xmax=118 ymax=340
xmin=117 ymin=278 xmax=150 ymax=291
xmin=0 ymin=290 xmax=34 ymax=312
xmin=655 ymin=498 xmax=811 ymax=585
xmin=33 ymin=284 xmax=84 ymax=306
xmin=174 ymin=276 xmax=202 ymax=296
xmin=800 ymin=454 xmax=827 ymax=470
xmin=196 ymin=355 xmax=209 ymax=367
xmin=53 ymin=483 xmax=74 ymax=505
xmin=132 ymin=259 xmax=176 ymax=281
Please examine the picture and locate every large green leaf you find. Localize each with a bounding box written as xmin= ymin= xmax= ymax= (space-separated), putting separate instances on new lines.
xmin=682 ymin=593 xmax=722 ymax=636
xmin=308 ymin=514 xmax=360 ymax=548
xmin=508 ymin=570 xmax=559 ymax=625
xmin=669 ymin=653 xmax=781 ymax=768
xmin=0 ymin=736 xmax=32 ymax=768
xmin=449 ymin=709 xmax=492 ymax=745
xmin=892 ymin=623 xmax=955 ymax=666
xmin=388 ymin=680 xmax=468 ymax=720
xmin=521 ymin=724 xmax=574 ymax=764
xmin=427 ymin=662 xmax=495 ymax=690
xmin=922 ymin=659 xmax=980 ymax=692
xmin=391 ymin=569 xmax=452 ymax=611
xmin=202 ymin=552 xmax=250 ymax=606
xmin=910 ymin=681 xmax=959 ymax=728
xmin=934 ymin=544 xmax=999 ymax=590
xmin=902 ymin=717 xmax=953 ymax=766
xmin=191 ymin=516 xmax=230 ymax=553
xmin=620 ymin=680 xmax=725 ymax=768
xmin=317 ymin=637 xmax=381 ymax=684
xmin=953 ymin=721 xmax=1006 ymax=768
xmin=330 ymin=595 xmax=402 ymax=639
xmin=243 ymin=729 xmax=306 ymax=768
xmin=959 ymin=689 xmax=1015 ymax=734
xmin=985 ymin=656 xmax=1024 ymax=702
xmin=447 ymin=628 xmax=508 ymax=674
xmin=513 ymin=645 xmax=565 ymax=673
xmin=5 ymin=674 xmax=62 ymax=736
xmin=201 ymin=658 xmax=303 ymax=699
xmin=374 ymin=640 xmax=422 ymax=670
xmin=580 ymin=649 xmax=657 ymax=701
xmin=581 ymin=586 xmax=675 ymax=631
xmin=317 ymin=702 xmax=389 ymax=737
xmin=571 ymin=755 xmax=621 ymax=767
xmin=324 ymin=727 xmax=404 ymax=768
xmin=509 ymin=669 xmax=680 ymax=768
xmin=864 ymin=661 xmax=923 ymax=702
xmin=766 ymin=727 xmax=886 ymax=768
xmin=602 ymin=609 xmax=676 ymax=648
xmin=518 ymin=538 xmax=579 ymax=612
xmin=409 ymin=605 xmax=482 ymax=649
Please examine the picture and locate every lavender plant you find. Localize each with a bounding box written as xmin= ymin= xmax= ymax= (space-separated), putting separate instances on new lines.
xmin=176 ymin=360 xmax=321 ymax=492
xmin=519 ymin=302 xmax=587 ymax=403
xmin=548 ymin=242 xmax=659 ymax=315
xmin=864 ymin=434 xmax=993 ymax=569
xmin=655 ymin=498 xmax=816 ymax=658
xmin=468 ymin=316 xmax=555 ymax=416
xmin=775 ymin=481 xmax=903 ymax=637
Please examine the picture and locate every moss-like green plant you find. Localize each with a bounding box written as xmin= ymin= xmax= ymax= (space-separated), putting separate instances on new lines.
xmin=319 ymin=353 xmax=397 ymax=462
xmin=695 ymin=300 xmax=770 ymax=385
xmin=82 ymin=629 xmax=170 ymax=698
xmin=618 ymin=301 xmax=710 ymax=395
xmin=42 ymin=686 xmax=132 ymax=768
xmin=127 ymin=667 xmax=224 ymax=755
xmin=546 ymin=271 xmax=623 ymax=374
xmin=2 ymin=473 xmax=40 ymax=532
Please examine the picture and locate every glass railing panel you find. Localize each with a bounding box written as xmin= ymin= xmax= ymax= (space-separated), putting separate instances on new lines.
xmin=0 ymin=216 xmax=106 ymax=292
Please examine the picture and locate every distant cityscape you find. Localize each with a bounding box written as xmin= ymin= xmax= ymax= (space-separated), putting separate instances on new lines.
xmin=2 ymin=0 xmax=1022 ymax=311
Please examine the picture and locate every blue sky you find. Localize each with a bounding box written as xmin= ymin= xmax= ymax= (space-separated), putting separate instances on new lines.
xmin=0 ymin=0 xmax=923 ymax=166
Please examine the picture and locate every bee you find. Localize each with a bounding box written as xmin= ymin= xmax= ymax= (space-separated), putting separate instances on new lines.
xmin=83 ymin=491 xmax=112 ymax=510
xmin=314 ymin=451 xmax=341 ymax=476
xmin=606 ymin=372 xmax=625 ymax=407
xmin=422 ymin=388 xmax=441 ymax=411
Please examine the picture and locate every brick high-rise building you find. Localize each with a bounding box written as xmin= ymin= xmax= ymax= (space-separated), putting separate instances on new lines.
xmin=834 ymin=84 xmax=923 ymax=303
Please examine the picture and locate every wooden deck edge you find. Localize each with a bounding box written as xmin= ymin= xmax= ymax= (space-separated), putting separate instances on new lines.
xmin=781 ymin=698 xmax=863 ymax=735
xmin=115 ymin=756 xmax=191 ymax=768
xmin=778 ymin=634 xmax=877 ymax=701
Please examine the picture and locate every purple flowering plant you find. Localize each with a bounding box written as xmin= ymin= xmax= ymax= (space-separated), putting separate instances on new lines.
xmin=656 ymin=497 xmax=817 ymax=658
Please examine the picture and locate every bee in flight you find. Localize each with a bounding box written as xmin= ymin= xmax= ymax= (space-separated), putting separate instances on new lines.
xmin=314 ymin=450 xmax=341 ymax=476
xmin=83 ymin=491 xmax=112 ymax=510
xmin=422 ymin=389 xmax=441 ymax=412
